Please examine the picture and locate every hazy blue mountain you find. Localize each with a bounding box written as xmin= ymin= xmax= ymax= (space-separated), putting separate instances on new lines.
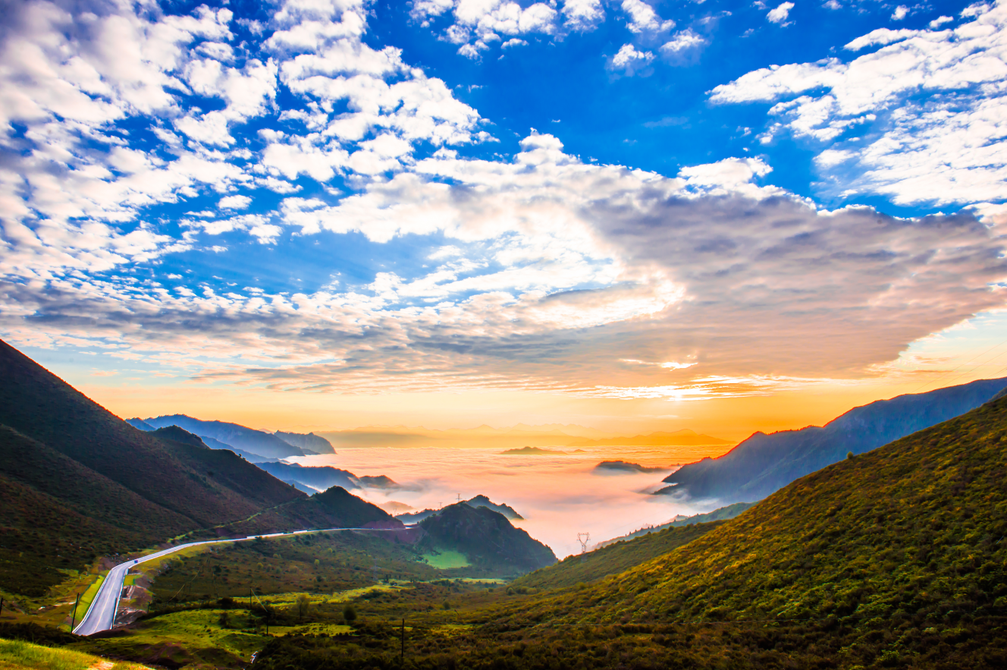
xmin=661 ymin=377 xmax=1007 ymax=504
xmin=273 ymin=430 xmax=335 ymax=454
xmin=143 ymin=414 xmax=305 ymax=460
xmin=126 ymin=417 xmax=153 ymax=431
xmin=255 ymin=461 xmax=359 ymax=491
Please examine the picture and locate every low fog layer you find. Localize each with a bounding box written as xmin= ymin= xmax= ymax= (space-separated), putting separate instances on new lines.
xmin=295 ymin=443 xmax=732 ymax=558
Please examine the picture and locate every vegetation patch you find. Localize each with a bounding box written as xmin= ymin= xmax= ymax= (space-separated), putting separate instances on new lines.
xmin=0 ymin=637 xmax=155 ymax=670
xmin=420 ymin=550 xmax=470 ymax=570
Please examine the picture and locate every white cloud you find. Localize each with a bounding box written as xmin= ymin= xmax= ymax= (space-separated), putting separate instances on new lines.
xmin=892 ymin=5 xmax=910 ymax=21
xmin=621 ymin=0 xmax=674 ymax=33
xmin=961 ymin=3 xmax=992 ymax=18
xmin=767 ymin=2 xmax=795 ymax=24
xmin=220 ymin=195 xmax=252 ymax=209
xmin=929 ymin=15 xmax=954 ymax=28
xmin=8 ymin=135 xmax=1005 ymax=397
xmin=610 ymin=44 xmax=655 ymax=71
xmin=415 ymin=1 xmax=561 ymax=55
xmin=4 ymin=0 xmax=1007 ymax=402
xmin=562 ymin=0 xmax=605 ymax=29
xmin=661 ymin=29 xmax=707 ymax=54
xmin=711 ymin=2 xmax=1007 ymax=205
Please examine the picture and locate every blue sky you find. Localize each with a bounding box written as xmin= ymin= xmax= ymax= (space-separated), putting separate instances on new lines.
xmin=2 ymin=0 xmax=1006 ymax=431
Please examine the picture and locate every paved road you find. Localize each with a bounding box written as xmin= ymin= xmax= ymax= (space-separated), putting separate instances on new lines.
xmin=73 ymin=527 xmax=403 ymax=635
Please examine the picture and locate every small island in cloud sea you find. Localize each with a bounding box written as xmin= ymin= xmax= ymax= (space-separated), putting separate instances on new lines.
xmin=500 ymin=446 xmax=567 ymax=455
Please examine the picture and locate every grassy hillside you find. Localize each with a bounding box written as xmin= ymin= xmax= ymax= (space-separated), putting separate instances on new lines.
xmin=469 ymin=392 xmax=1007 ymax=664
xmin=512 ymin=521 xmax=724 ymax=591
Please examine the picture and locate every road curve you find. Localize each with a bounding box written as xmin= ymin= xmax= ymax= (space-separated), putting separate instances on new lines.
xmin=73 ymin=527 xmax=404 ymax=636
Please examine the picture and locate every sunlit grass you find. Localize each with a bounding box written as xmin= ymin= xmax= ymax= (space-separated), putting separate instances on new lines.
xmin=421 ymin=550 xmax=469 ymax=569
xmin=0 ymin=638 xmax=153 ymax=670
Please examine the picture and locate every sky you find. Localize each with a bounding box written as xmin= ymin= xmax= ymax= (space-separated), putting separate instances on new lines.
xmin=2 ymin=0 xmax=1007 ymax=440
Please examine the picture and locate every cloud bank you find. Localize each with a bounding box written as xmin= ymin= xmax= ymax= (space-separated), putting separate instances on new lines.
xmin=1 ymin=0 xmax=1006 ymax=404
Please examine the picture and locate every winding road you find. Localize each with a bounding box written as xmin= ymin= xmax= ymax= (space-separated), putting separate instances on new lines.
xmin=73 ymin=527 xmax=402 ymax=636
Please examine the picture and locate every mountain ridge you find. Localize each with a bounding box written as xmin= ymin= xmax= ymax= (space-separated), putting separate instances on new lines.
xmin=661 ymin=376 xmax=1007 ymax=503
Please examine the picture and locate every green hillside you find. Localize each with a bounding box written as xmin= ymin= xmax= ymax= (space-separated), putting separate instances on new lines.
xmin=512 ymin=521 xmax=724 ymax=591
xmin=418 ymin=503 xmax=557 ymax=575
xmin=0 ymin=340 xmax=404 ymax=597
xmin=550 ymin=394 xmax=1007 ymax=625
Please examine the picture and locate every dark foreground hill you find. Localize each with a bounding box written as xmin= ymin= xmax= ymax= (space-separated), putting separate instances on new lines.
xmin=662 ymin=376 xmax=1007 ymax=503
xmin=0 ymin=340 xmax=401 ymax=596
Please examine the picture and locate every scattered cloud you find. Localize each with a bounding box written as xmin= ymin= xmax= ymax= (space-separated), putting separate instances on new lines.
xmin=620 ymin=0 xmax=674 ymax=34
xmin=891 ymin=5 xmax=910 ymax=21
xmin=220 ymin=195 xmax=252 ymax=210
xmin=767 ymin=2 xmax=795 ymax=24
xmin=610 ymin=44 xmax=655 ymax=72
xmin=661 ymin=29 xmax=707 ymax=54
xmin=563 ymin=0 xmax=605 ymax=29
xmin=712 ymin=2 xmax=1007 ymax=205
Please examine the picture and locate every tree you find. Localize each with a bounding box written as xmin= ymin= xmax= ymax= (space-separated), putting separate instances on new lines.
xmin=296 ymin=594 xmax=310 ymax=621
xmin=343 ymin=604 xmax=357 ymax=624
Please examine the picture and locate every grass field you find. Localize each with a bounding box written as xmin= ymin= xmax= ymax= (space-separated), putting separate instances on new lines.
xmin=0 ymin=637 xmax=154 ymax=670
xmin=421 ymin=550 xmax=470 ymax=569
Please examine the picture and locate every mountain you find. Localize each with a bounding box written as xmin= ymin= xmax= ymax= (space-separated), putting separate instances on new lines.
xmin=274 ymin=486 xmax=396 ymax=529
xmin=0 ymin=339 xmax=307 ymax=595
xmin=592 ymin=460 xmax=668 ymax=474
xmin=273 ymin=431 xmax=335 ymax=454
xmin=466 ymin=495 xmax=523 ymax=520
xmin=126 ymin=417 xmax=153 ymax=431
xmin=661 ymin=376 xmax=1007 ymax=503
xmin=0 ymin=340 xmax=406 ymax=597
xmin=518 ymin=390 xmax=1007 ymax=652
xmin=500 ymin=446 xmax=563 ymax=455
xmin=396 ymin=495 xmax=524 ymax=523
xmin=142 ymin=414 xmax=305 ymax=460
xmin=418 ymin=503 xmax=556 ymax=575
xmin=255 ymin=462 xmax=359 ymax=492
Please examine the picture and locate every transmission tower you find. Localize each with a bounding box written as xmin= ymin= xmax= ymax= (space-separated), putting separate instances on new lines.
xmin=577 ymin=532 xmax=590 ymax=554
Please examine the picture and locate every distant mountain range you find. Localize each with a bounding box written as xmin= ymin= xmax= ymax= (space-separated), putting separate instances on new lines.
xmin=129 ymin=415 xmax=334 ymax=461
xmin=660 ymin=377 xmax=1007 ymax=504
